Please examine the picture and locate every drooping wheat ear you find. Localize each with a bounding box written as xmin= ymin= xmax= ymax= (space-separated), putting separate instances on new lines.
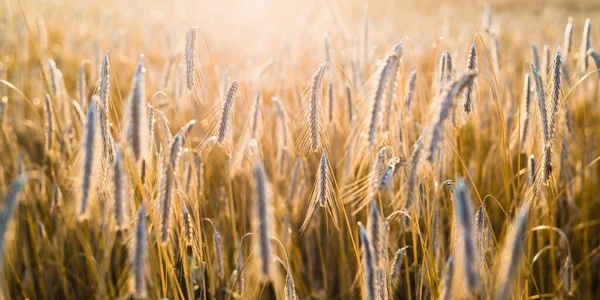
xmin=440 ymin=256 xmax=454 ymax=300
xmin=564 ymin=17 xmax=573 ymax=59
xmin=404 ymin=69 xmax=417 ymax=113
xmin=425 ymin=72 xmax=477 ymax=163
xmin=581 ymin=18 xmax=591 ymax=72
xmin=532 ymin=45 xmax=540 ymax=70
xmin=185 ymin=26 xmax=198 ymax=92
xmin=324 ymin=33 xmax=332 ymax=62
xmin=403 ymin=137 xmax=422 ymax=209
xmin=272 ymin=97 xmax=289 ymax=149
xmin=382 ymin=41 xmax=403 ymax=131
xmin=159 ymin=134 xmax=183 ymax=244
xmin=300 ymin=152 xmax=338 ymax=232
xmin=587 ymin=49 xmax=600 ymax=78
xmin=560 ymin=255 xmax=575 ymax=297
xmin=327 ymin=82 xmax=334 ymax=123
xmin=147 ymin=104 xmax=156 ymax=154
xmin=519 ymin=74 xmax=532 ymax=151
xmin=367 ymin=54 xmax=397 ymax=148
xmin=124 ymin=57 xmax=149 ymax=164
xmin=296 ymin=62 xmax=331 ymax=154
xmin=216 ymin=80 xmax=240 ymax=145
xmin=78 ymin=62 xmax=87 ymax=107
xmin=253 ymin=162 xmax=273 ymax=278
xmin=0 ymin=175 xmax=27 ymax=248
xmin=78 ymin=99 xmax=99 ymax=220
xmin=453 ymin=178 xmax=479 ymax=294
xmin=527 ymin=155 xmax=536 ymax=185
xmin=284 ymin=271 xmax=298 ymax=300
xmin=113 ymin=150 xmax=127 ymax=230
xmin=359 ymin=222 xmax=376 ymax=300
xmin=181 ymin=201 xmax=193 ymax=247
xmin=131 ymin=204 xmax=147 ymax=299
xmin=463 ymin=44 xmax=478 ymax=115
xmin=482 ymin=3 xmax=492 ymax=31
xmin=250 ymin=90 xmax=262 ymax=139
xmin=368 ymin=147 xmax=388 ymax=197
xmin=345 ymin=83 xmax=354 ymax=124
xmin=378 ymin=157 xmax=401 ymax=191
xmin=494 ymin=203 xmax=529 ymax=300
xmin=44 ymin=93 xmax=54 ymax=153
xmin=548 ymin=49 xmax=562 ymax=141
xmin=543 ymin=45 xmax=551 ymax=77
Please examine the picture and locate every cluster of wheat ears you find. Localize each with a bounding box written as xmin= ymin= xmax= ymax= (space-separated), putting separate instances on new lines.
xmin=0 ymin=1 xmax=600 ymax=299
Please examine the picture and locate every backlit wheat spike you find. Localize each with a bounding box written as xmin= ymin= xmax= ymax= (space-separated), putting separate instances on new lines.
xmin=494 ymin=203 xmax=529 ymax=300
xmin=530 ymin=65 xmax=549 ymax=144
xmin=72 ymin=99 xmax=85 ymax=126
xmin=78 ymin=62 xmax=87 ymax=107
xmin=185 ymin=27 xmax=198 ymax=93
xmin=463 ymin=44 xmax=478 ymax=115
xmin=131 ymin=204 xmax=147 ymax=299
xmin=324 ymin=33 xmax=332 ymax=62
xmin=182 ymin=201 xmax=193 ymax=247
xmin=98 ymin=52 xmax=114 ymax=163
xmin=519 ymin=74 xmax=532 ymax=151
xmin=564 ymin=18 xmax=573 ymax=59
xmin=124 ymin=57 xmax=149 ymax=164
xmin=253 ymin=161 xmax=273 ymax=278
xmin=213 ymin=228 xmax=225 ymax=280
xmin=436 ymin=50 xmax=451 ymax=95
xmin=382 ymin=41 xmax=403 ymax=131
xmin=453 ymin=178 xmax=479 ymax=295
xmin=560 ymin=255 xmax=575 ymax=297
xmin=528 ymin=155 xmax=536 ymax=185
xmin=48 ymin=59 xmax=59 ymax=98
xmin=440 ymin=257 xmax=454 ymax=300
xmin=482 ymin=3 xmax=492 ymax=31
xmin=44 ymin=93 xmax=53 ymax=153
xmin=78 ymin=99 xmax=100 ymax=220
xmin=587 ymin=49 xmax=600 ymax=78
xmin=404 ymin=69 xmax=417 ymax=113
xmin=366 ymin=54 xmax=397 ymax=148
xmin=289 ymin=158 xmax=303 ymax=203
xmin=368 ymin=147 xmax=388 ymax=197
xmin=112 ymin=150 xmax=127 ymax=230
xmin=300 ymin=152 xmax=338 ymax=232
xmin=159 ymin=134 xmax=183 ymax=244
xmin=543 ymin=45 xmax=550 ymax=77
xmin=424 ymin=72 xmax=476 ymax=163
xmin=548 ymin=48 xmax=562 ymax=141
xmin=367 ymin=200 xmax=382 ymax=298
xmin=581 ymin=18 xmax=591 ymax=72
xmin=235 ymin=239 xmax=245 ymax=295
xmin=389 ymin=246 xmax=408 ymax=282
xmin=327 ymin=82 xmax=334 ymax=123
xmin=532 ymin=45 xmax=540 ymax=70
xmin=378 ymin=157 xmax=401 ymax=191
xmin=273 ymin=97 xmax=289 ymax=149
xmin=216 ymin=80 xmax=240 ymax=146
xmin=0 ymin=175 xmax=28 ymax=249
xmin=474 ymin=202 xmax=488 ymax=277
xmin=250 ymin=90 xmax=261 ymax=139
xmin=359 ymin=222 xmax=376 ymax=300
xmin=147 ymin=104 xmax=156 ymax=154
xmin=158 ymin=110 xmax=172 ymax=145
xmin=345 ymin=83 xmax=354 ymax=124
xmin=284 ymin=271 xmax=298 ymax=300
xmin=403 ymin=138 xmax=422 ymax=209
xmin=295 ymin=62 xmax=330 ymax=155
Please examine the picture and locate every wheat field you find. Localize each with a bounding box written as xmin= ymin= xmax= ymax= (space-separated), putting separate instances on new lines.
xmin=0 ymin=0 xmax=599 ymax=299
